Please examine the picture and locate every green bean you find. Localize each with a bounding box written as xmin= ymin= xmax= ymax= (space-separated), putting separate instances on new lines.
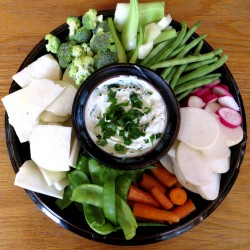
xmin=165 ymin=67 xmax=177 ymax=83
xmin=183 ymin=57 xmax=218 ymax=72
xmin=177 ymin=54 xmax=228 ymax=85
xmin=150 ymin=48 xmax=223 ymax=69
xmin=153 ymin=29 xmax=177 ymax=45
xmin=180 ymin=21 xmax=201 ymax=45
xmin=155 ymin=21 xmax=187 ymax=63
xmin=170 ymin=64 xmax=188 ymax=89
xmin=193 ymin=39 xmax=203 ymax=56
xmin=174 ymin=74 xmax=221 ymax=95
xmin=176 ymin=90 xmax=191 ymax=102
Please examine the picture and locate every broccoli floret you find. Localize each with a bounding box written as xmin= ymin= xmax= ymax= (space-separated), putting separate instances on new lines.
xmin=57 ymin=41 xmax=76 ymax=68
xmin=68 ymin=56 xmax=95 ymax=85
xmin=69 ymin=26 xmax=92 ymax=43
xmin=93 ymin=20 xmax=110 ymax=34
xmin=90 ymin=28 xmax=116 ymax=53
xmin=94 ymin=50 xmax=118 ymax=70
xmin=45 ymin=34 xmax=61 ymax=54
xmin=66 ymin=16 xmax=81 ymax=36
xmin=81 ymin=43 xmax=94 ymax=57
xmin=82 ymin=9 xmax=98 ymax=30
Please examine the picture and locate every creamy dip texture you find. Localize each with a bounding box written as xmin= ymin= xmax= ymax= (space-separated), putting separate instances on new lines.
xmin=85 ymin=75 xmax=167 ymax=157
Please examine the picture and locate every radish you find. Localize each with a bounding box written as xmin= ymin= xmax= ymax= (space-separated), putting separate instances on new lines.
xmin=159 ymin=153 xmax=174 ymax=175
xmin=167 ymin=140 xmax=179 ymax=158
xmin=217 ymin=96 xmax=240 ymax=111
xmin=205 ymin=102 xmax=222 ymax=113
xmin=216 ymin=107 xmax=242 ymax=128
xmin=195 ymin=88 xmax=212 ymax=98
xmin=176 ymin=142 xmax=215 ymax=186
xmin=201 ymin=93 xmax=219 ymax=104
xmin=190 ymin=86 xmax=203 ymax=95
xmin=212 ymin=156 xmax=230 ymax=174
xmin=219 ymin=84 xmax=229 ymax=91
xmin=212 ymin=86 xmax=232 ymax=97
xmin=178 ymin=107 xmax=220 ymax=150
xmin=205 ymin=79 xmax=221 ymax=88
xmin=185 ymin=95 xmax=205 ymax=108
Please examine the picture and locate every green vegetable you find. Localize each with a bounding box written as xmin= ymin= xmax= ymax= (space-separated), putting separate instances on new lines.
xmin=88 ymin=158 xmax=104 ymax=185
xmin=82 ymin=9 xmax=99 ymax=30
xmin=76 ymin=153 xmax=89 ymax=176
xmin=69 ymin=26 xmax=92 ymax=43
xmin=56 ymin=41 xmax=76 ymax=68
xmin=44 ymin=34 xmax=61 ymax=54
xmin=183 ymin=57 xmax=218 ymax=73
xmin=129 ymin=26 xmax=144 ymax=63
xmin=115 ymin=173 xmax=133 ymax=201
xmin=153 ymin=29 xmax=177 ymax=45
xmin=121 ymin=0 xmax=140 ymax=51
xmin=68 ymin=170 xmax=90 ymax=188
xmin=66 ymin=16 xmax=81 ymax=37
xmin=94 ymin=50 xmax=118 ymax=69
xmin=55 ymin=185 xmax=73 ymax=210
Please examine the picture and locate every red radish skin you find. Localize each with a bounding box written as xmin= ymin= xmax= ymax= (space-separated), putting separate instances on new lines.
xmin=205 ymin=79 xmax=221 ymax=88
xmin=219 ymin=84 xmax=229 ymax=91
xmin=186 ymin=95 xmax=205 ymax=108
xmin=216 ymin=107 xmax=242 ymax=128
xmin=191 ymin=87 xmax=203 ymax=95
xmin=218 ymin=96 xmax=240 ymax=111
xmin=202 ymin=93 xmax=219 ymax=104
xmin=196 ymin=88 xmax=212 ymax=98
xmin=212 ymin=86 xmax=232 ymax=97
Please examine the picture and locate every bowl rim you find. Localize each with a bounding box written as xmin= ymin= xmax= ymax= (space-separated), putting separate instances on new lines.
xmin=4 ymin=10 xmax=248 ymax=245
xmin=72 ymin=63 xmax=180 ymax=170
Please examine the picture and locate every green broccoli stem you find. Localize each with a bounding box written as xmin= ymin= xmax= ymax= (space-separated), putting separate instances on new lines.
xmin=121 ymin=0 xmax=140 ymax=51
xmin=107 ymin=18 xmax=127 ymax=63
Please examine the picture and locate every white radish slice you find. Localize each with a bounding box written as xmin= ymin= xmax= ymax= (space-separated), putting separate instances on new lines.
xmin=176 ymin=142 xmax=215 ymax=186
xmin=186 ymin=95 xmax=205 ymax=108
xmin=14 ymin=160 xmax=63 ymax=199
xmin=196 ymin=172 xmax=221 ymax=200
xmin=216 ymin=107 xmax=242 ymax=128
xmin=205 ymin=102 xmax=222 ymax=113
xmin=178 ymin=107 xmax=220 ymax=150
xmin=167 ymin=140 xmax=179 ymax=158
xmin=205 ymin=79 xmax=221 ymax=88
xmin=159 ymin=153 xmax=174 ymax=175
xmin=212 ymin=156 xmax=230 ymax=174
xmin=218 ymin=96 xmax=240 ymax=111
xmin=212 ymin=86 xmax=232 ymax=97
xmin=69 ymin=137 xmax=81 ymax=168
xmin=172 ymin=158 xmax=199 ymax=194
xmin=218 ymin=121 xmax=244 ymax=147
xmin=201 ymin=131 xmax=231 ymax=159
xmin=201 ymin=93 xmax=218 ymax=104
xmin=46 ymin=80 xmax=77 ymax=117
xmin=12 ymin=54 xmax=62 ymax=88
xmin=29 ymin=124 xmax=72 ymax=172
xmin=38 ymin=167 xmax=67 ymax=186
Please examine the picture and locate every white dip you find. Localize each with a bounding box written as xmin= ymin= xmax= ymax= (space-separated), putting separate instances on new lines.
xmin=85 ymin=75 xmax=167 ymax=157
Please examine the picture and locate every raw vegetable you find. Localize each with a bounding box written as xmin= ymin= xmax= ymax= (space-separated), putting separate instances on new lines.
xmin=216 ymin=107 xmax=242 ymax=128
xmin=159 ymin=153 xmax=174 ymax=175
xmin=168 ymin=187 xmax=187 ymax=205
xmin=170 ymin=199 xmax=196 ymax=221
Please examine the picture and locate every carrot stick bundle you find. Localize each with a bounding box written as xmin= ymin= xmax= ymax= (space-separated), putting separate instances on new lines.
xmin=139 ymin=172 xmax=167 ymax=193
xmin=151 ymin=162 xmax=177 ymax=188
xmin=133 ymin=203 xmax=180 ymax=223
xmin=128 ymin=185 xmax=161 ymax=208
xmin=150 ymin=186 xmax=174 ymax=210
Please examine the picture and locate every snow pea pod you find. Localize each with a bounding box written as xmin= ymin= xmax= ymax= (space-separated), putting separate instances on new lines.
xmin=83 ymin=203 xmax=105 ymax=227
xmin=68 ymin=170 xmax=90 ymax=188
xmin=76 ymin=153 xmax=89 ymax=176
xmin=115 ymin=173 xmax=133 ymax=201
xmin=55 ymin=184 xmax=74 ymax=210
xmin=88 ymin=158 xmax=105 ymax=185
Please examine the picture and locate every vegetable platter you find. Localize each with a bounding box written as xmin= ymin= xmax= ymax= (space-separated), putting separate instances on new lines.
xmin=3 ymin=1 xmax=247 ymax=246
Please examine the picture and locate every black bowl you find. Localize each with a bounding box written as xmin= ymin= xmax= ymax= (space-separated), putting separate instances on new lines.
xmin=5 ymin=10 xmax=247 ymax=245
xmin=72 ymin=63 xmax=180 ymax=170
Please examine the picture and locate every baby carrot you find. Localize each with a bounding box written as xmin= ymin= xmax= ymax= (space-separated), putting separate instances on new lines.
xmin=128 ymin=185 xmax=161 ymax=208
xmin=168 ymin=187 xmax=187 ymax=205
xmin=150 ymin=186 xmax=173 ymax=210
xmin=139 ymin=172 xmax=167 ymax=193
xmin=150 ymin=162 xmax=177 ymax=188
xmin=133 ymin=203 xmax=180 ymax=223
xmin=171 ymin=199 xmax=196 ymax=220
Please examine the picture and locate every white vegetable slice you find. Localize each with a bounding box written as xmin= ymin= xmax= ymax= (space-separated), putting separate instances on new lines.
xmin=178 ymin=107 xmax=220 ymax=150
xmin=159 ymin=153 xmax=174 ymax=175
xmin=62 ymin=66 xmax=77 ymax=87
xmin=157 ymin=14 xmax=172 ymax=30
xmin=212 ymin=156 xmax=230 ymax=174
xmin=197 ymin=172 xmax=221 ymax=200
xmin=2 ymin=79 xmax=64 ymax=142
xmin=39 ymin=111 xmax=70 ymax=124
xmin=69 ymin=136 xmax=81 ymax=168
xmin=29 ymin=124 xmax=72 ymax=171
xmin=38 ymin=167 xmax=67 ymax=186
xmin=204 ymin=102 xmax=222 ymax=113
xmin=46 ymin=80 xmax=77 ymax=117
xmin=14 ymin=160 xmax=63 ymax=199
xmin=172 ymin=158 xmax=199 ymax=194
xmin=176 ymin=142 xmax=215 ymax=186
xmin=12 ymin=54 xmax=62 ymax=88
xmin=54 ymin=178 xmax=70 ymax=191
xmin=167 ymin=140 xmax=179 ymax=158
xmin=201 ymin=130 xmax=231 ymax=159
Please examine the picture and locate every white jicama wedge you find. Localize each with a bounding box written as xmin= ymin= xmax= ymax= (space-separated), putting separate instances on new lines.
xmin=176 ymin=142 xmax=215 ymax=186
xmin=39 ymin=110 xmax=70 ymax=124
xmin=178 ymin=107 xmax=220 ymax=150
xmin=38 ymin=167 xmax=68 ymax=186
xmin=14 ymin=160 xmax=63 ymax=199
xmin=212 ymin=156 xmax=230 ymax=174
xmin=46 ymin=80 xmax=77 ymax=117
xmin=159 ymin=153 xmax=174 ymax=175
xmin=167 ymin=140 xmax=179 ymax=158
xmin=172 ymin=158 xmax=199 ymax=194
xmin=54 ymin=178 xmax=70 ymax=191
xmin=69 ymin=136 xmax=81 ymax=168
xmin=12 ymin=54 xmax=62 ymax=88
xmin=197 ymin=172 xmax=221 ymax=200
xmin=29 ymin=124 xmax=72 ymax=172
xmin=2 ymin=79 xmax=64 ymax=142
xmin=201 ymin=130 xmax=231 ymax=159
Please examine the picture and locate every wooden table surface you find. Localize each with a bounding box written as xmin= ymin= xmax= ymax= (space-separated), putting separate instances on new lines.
xmin=0 ymin=0 xmax=249 ymax=249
